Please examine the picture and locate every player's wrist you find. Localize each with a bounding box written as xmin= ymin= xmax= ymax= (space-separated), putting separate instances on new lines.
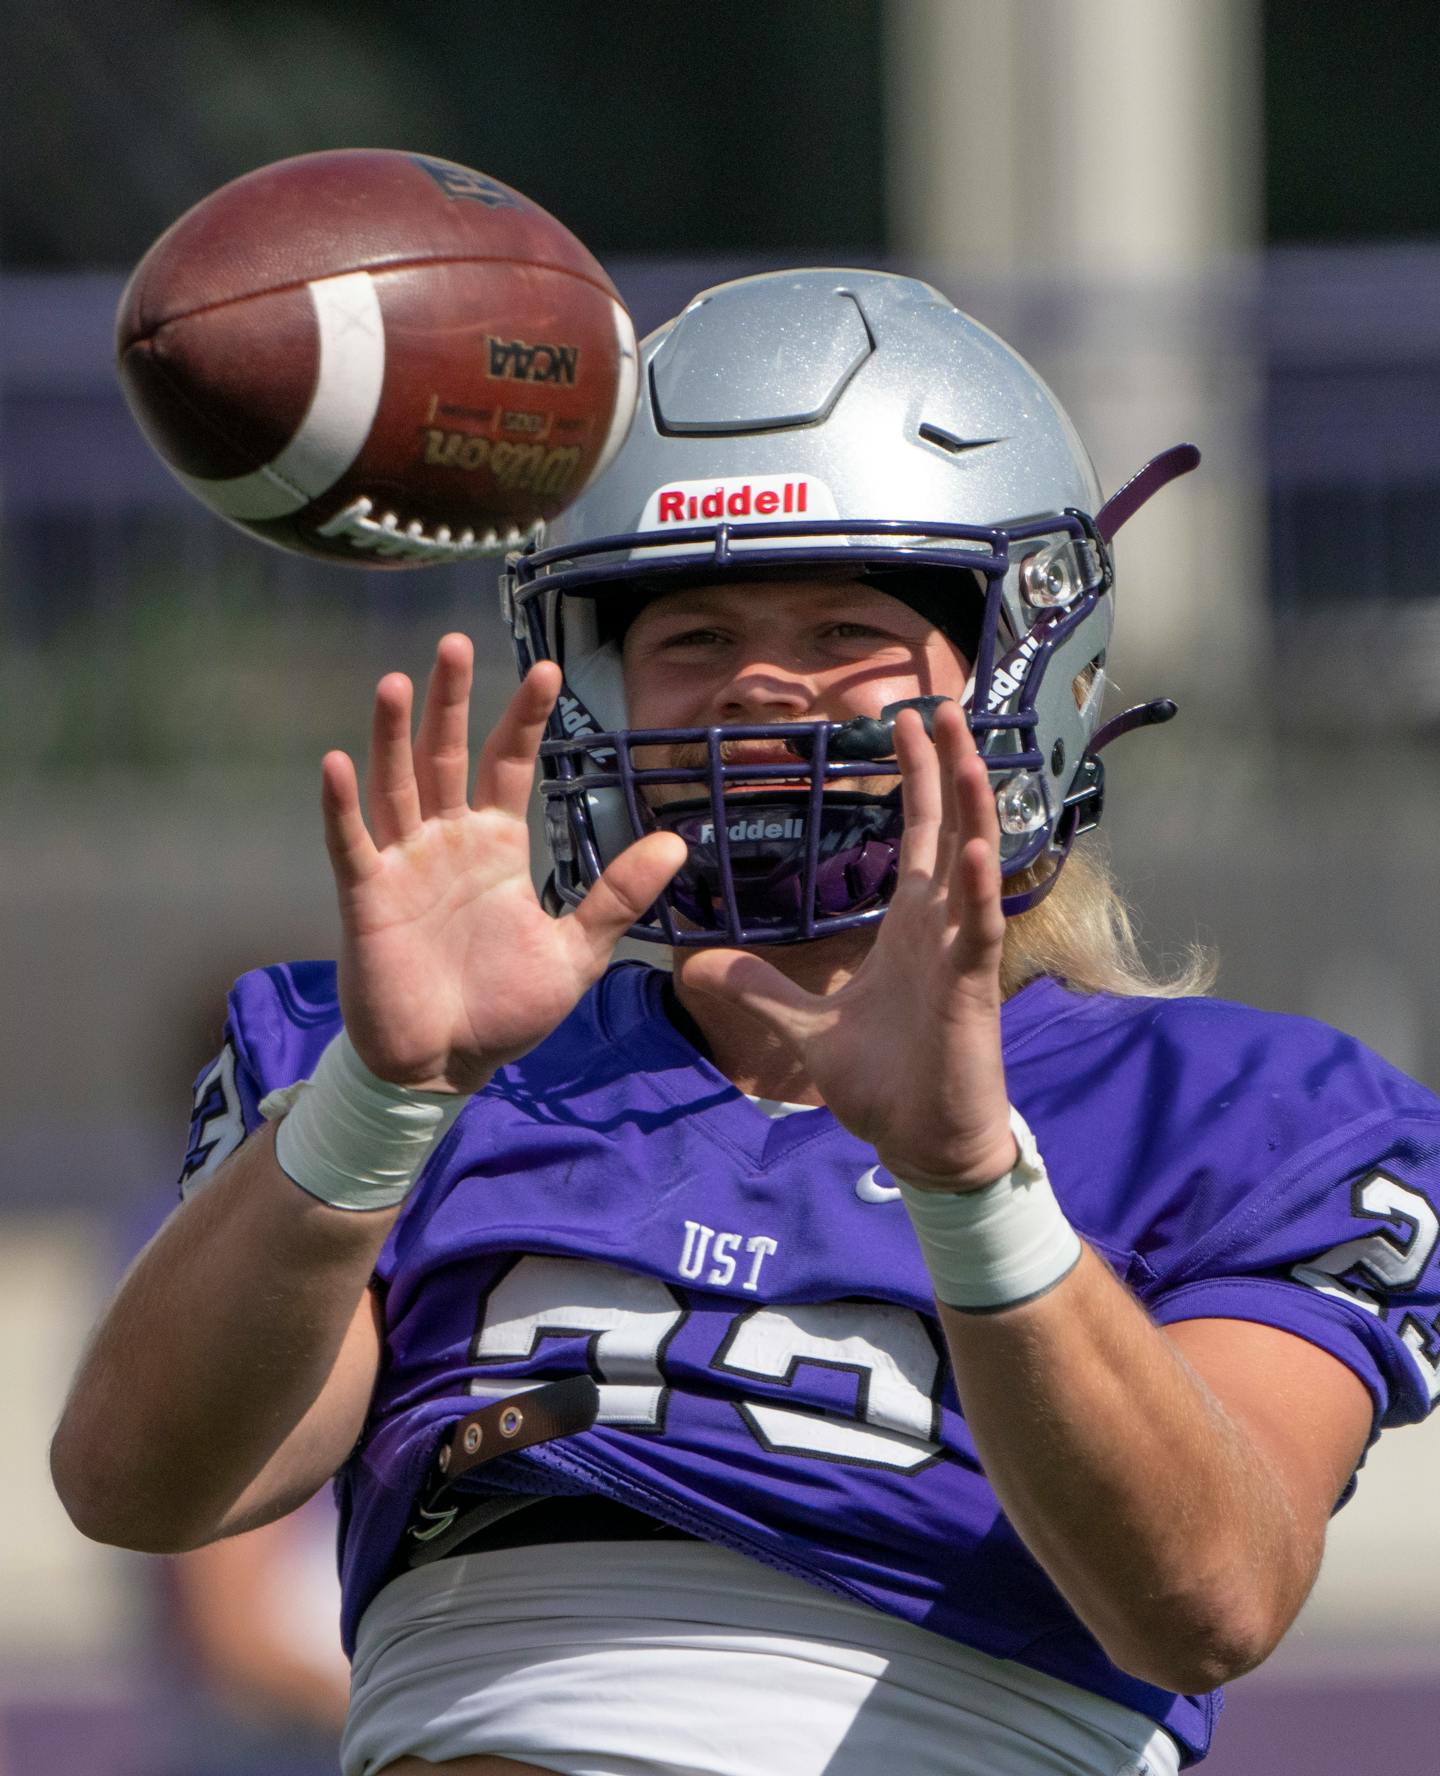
xmin=896 ymin=1109 xmax=1082 ymax=1312
xmin=878 ymin=1131 xmax=1020 ymax=1195
xmin=260 ymin=1030 xmax=471 ymax=1212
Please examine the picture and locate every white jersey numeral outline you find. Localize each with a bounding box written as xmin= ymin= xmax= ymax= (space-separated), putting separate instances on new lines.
xmin=468 ymin=1254 xmax=943 ymax=1470
xmin=715 ymin=1300 xmax=942 ymax=1470
xmin=181 ymin=1042 xmax=245 ymax=1197
xmin=470 ymin=1257 xmax=686 ymax=1429
xmin=1290 ymin=1172 xmax=1439 ymax=1309
xmin=1290 ymin=1170 xmax=1440 ymax=1401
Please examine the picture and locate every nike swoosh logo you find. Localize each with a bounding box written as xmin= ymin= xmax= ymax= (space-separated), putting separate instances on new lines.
xmin=855 ymin=1166 xmax=902 ymax=1204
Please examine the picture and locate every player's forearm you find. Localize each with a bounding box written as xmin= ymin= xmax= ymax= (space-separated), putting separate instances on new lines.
xmin=936 ymin=1245 xmax=1313 ymax=1694
xmin=51 ymin=1124 xmax=393 ymax=1552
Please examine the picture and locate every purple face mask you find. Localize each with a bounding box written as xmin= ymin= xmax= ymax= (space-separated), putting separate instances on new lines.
xmin=654 ymin=791 xmax=904 ymax=935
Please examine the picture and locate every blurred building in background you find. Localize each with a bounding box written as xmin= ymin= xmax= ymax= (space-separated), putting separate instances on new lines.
xmin=3 ymin=3 xmax=1439 ymax=1772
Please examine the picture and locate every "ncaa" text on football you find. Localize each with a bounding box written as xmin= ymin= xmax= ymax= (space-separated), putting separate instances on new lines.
xmin=487 ymin=338 xmax=580 ymax=384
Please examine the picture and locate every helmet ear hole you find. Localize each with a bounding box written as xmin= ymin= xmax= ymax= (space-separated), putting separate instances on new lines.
xmin=1073 ymin=657 xmax=1105 ymax=718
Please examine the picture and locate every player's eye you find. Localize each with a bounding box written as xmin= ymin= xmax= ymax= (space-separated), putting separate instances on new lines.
xmin=658 ymin=626 xmax=728 ymax=648
xmin=822 ymin=621 xmax=903 ymax=645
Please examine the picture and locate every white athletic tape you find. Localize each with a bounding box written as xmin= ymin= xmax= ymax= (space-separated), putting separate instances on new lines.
xmin=897 ymin=1109 xmax=1082 ymax=1312
xmin=261 ymin=1030 xmax=467 ymax=1212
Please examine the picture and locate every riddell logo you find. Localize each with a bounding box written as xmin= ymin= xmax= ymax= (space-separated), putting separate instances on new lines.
xmin=556 ymin=692 xmax=595 ymax=737
xmin=985 ymin=633 xmax=1043 ymax=710
xmin=699 ymin=815 xmax=804 ymax=843
xmin=638 ymin=473 xmax=838 ymax=532
xmin=657 ymin=481 xmax=808 ymax=523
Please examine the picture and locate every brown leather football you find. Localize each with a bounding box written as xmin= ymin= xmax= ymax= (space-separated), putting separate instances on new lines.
xmin=116 ymin=149 xmax=638 ymax=567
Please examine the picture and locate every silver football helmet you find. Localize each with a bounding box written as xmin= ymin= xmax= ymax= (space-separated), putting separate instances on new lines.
xmin=500 ymin=269 xmax=1196 ymax=945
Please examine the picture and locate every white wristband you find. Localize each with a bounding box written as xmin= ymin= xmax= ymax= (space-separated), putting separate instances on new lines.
xmin=897 ymin=1109 xmax=1082 ymax=1311
xmin=260 ymin=1032 xmax=469 ymax=1211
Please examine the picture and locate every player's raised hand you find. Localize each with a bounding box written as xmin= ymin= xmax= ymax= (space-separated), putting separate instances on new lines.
xmin=684 ymin=702 xmax=1017 ymax=1190
xmin=321 ymin=635 xmax=686 ymax=1094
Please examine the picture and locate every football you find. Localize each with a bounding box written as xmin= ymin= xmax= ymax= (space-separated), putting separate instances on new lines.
xmin=116 ymin=149 xmax=638 ymax=567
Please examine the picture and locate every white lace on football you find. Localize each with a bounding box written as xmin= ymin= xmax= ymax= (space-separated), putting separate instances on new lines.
xmin=316 ymin=496 xmax=541 ymax=561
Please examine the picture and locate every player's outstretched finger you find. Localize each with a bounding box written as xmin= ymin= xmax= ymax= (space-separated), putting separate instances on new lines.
xmin=946 ymin=744 xmax=1004 ymax=942
xmin=893 ymin=708 xmax=942 ymax=884
xmin=949 ymin=830 xmax=1006 ymax=968
xmin=472 ymin=662 xmax=562 ymax=818
xmin=367 ymin=673 xmax=423 ymax=847
xmin=952 ymin=743 xmax=1000 ymax=863
xmin=321 ymin=750 xmax=380 ymax=888
xmin=569 ymin=831 xmax=688 ymax=962
xmin=931 ymin=702 xmax=970 ymax=885
xmin=414 ymin=633 xmax=474 ymax=818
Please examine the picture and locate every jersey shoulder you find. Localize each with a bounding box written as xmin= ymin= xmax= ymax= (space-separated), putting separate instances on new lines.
xmin=228 ymin=959 xmax=343 ymax=1090
xmin=178 ymin=960 xmax=341 ymax=1194
xmin=1071 ymin=985 xmax=1429 ymax=1101
xmin=1026 ymin=989 xmax=1440 ymax=1429
xmin=224 ymin=957 xmax=654 ymax=1098
xmin=181 ymin=959 xmax=649 ymax=1199
xmin=1015 ymin=982 xmax=1440 ymax=1297
xmin=1022 ymin=985 xmax=1440 ymax=1172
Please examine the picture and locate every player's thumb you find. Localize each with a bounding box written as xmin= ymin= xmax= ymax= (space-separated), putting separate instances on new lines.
xmin=571 ymin=831 xmax=689 ymax=959
xmin=680 ymin=949 xmax=819 ymax=1047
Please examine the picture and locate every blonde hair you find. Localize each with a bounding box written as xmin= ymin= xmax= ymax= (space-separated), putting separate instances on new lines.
xmin=999 ymin=839 xmax=1215 ymax=1002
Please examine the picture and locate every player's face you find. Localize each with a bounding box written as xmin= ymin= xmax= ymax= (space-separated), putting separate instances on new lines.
xmin=621 ymin=576 xmax=969 ymax=807
xmin=623 ymin=573 xmax=969 ymax=732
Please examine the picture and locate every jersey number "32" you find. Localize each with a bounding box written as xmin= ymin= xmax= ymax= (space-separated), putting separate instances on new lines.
xmin=467 ymin=1254 xmax=946 ymax=1472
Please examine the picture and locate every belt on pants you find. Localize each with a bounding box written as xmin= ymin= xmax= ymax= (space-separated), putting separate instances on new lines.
xmin=402 ymin=1377 xmax=701 ymax=1569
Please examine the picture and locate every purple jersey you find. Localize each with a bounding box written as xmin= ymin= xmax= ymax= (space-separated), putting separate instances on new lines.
xmin=182 ymin=960 xmax=1440 ymax=1765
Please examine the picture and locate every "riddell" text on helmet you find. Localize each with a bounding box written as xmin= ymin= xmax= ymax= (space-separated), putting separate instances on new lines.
xmin=699 ymin=815 xmax=805 ymax=843
xmin=656 ymin=481 xmax=810 ymax=523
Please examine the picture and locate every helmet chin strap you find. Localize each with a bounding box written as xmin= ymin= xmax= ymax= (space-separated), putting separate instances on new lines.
xmin=786 ymin=691 xmax=1178 ymax=779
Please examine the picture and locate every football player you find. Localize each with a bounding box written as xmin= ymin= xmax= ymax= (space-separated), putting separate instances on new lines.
xmin=54 ymin=272 xmax=1440 ymax=1776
